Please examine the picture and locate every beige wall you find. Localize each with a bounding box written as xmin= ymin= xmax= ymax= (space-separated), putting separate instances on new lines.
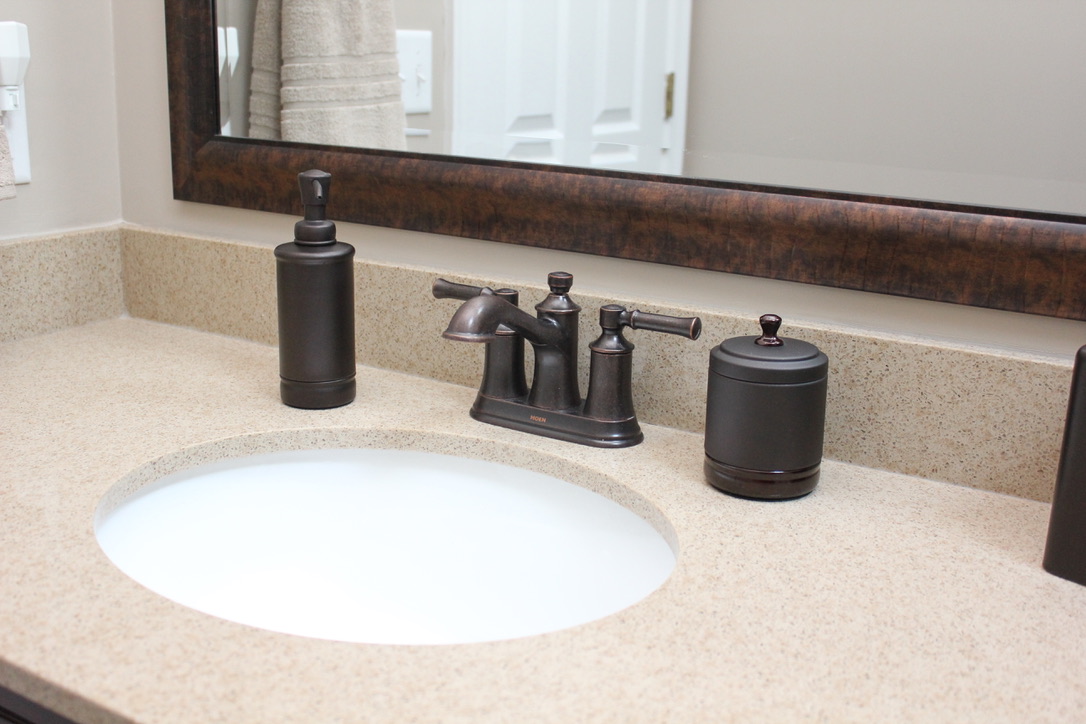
xmin=2 ymin=0 xmax=1085 ymax=358
xmin=685 ymin=0 xmax=1086 ymax=213
xmin=0 ymin=0 xmax=122 ymax=239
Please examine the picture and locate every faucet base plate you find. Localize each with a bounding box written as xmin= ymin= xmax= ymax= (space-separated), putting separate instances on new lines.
xmin=470 ymin=394 xmax=644 ymax=448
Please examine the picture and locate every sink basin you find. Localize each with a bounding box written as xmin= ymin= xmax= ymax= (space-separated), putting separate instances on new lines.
xmin=95 ymin=445 xmax=675 ymax=645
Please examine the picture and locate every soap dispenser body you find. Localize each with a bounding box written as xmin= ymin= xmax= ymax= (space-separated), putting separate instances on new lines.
xmin=1043 ymin=345 xmax=1086 ymax=586
xmin=275 ymin=169 xmax=355 ymax=409
xmin=275 ymin=242 xmax=355 ymax=408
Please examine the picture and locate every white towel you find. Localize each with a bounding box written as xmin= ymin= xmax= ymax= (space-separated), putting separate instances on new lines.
xmin=0 ymin=116 xmax=15 ymax=200
xmin=249 ymin=0 xmax=406 ymax=150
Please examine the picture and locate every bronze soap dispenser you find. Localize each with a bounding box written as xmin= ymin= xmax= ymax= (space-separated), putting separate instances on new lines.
xmin=705 ymin=314 xmax=828 ymax=500
xmin=274 ymin=170 xmax=356 ymax=409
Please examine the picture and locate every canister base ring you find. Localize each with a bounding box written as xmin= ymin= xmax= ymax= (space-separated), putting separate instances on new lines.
xmin=704 ymin=456 xmax=819 ymax=500
xmin=280 ymin=376 xmax=356 ymax=409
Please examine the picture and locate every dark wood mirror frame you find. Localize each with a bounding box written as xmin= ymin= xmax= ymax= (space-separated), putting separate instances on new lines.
xmin=167 ymin=0 xmax=1086 ymax=321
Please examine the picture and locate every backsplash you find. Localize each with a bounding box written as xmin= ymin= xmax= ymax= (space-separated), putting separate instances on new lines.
xmin=1 ymin=227 xmax=1071 ymax=503
xmin=0 ymin=228 xmax=124 ymax=342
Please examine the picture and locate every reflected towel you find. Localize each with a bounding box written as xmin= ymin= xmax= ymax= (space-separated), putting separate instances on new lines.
xmin=0 ymin=116 xmax=15 ymax=200
xmin=249 ymin=0 xmax=406 ymax=150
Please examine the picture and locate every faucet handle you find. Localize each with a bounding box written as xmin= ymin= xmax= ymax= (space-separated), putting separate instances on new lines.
xmin=628 ymin=310 xmax=702 ymax=339
xmin=432 ymin=278 xmax=484 ymax=300
xmin=584 ymin=306 xmax=702 ymax=431
xmin=604 ymin=305 xmax=702 ymax=340
xmin=433 ymin=278 xmax=520 ymax=306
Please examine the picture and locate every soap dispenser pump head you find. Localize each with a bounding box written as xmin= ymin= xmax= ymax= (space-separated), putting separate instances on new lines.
xmin=294 ymin=169 xmax=336 ymax=244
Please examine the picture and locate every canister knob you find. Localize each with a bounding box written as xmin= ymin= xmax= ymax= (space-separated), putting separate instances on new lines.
xmin=755 ymin=314 xmax=783 ymax=346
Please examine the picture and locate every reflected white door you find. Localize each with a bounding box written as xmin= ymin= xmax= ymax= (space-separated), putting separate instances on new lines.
xmin=452 ymin=0 xmax=691 ymax=174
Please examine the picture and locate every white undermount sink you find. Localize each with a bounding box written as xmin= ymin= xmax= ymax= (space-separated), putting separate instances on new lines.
xmin=95 ymin=446 xmax=675 ymax=645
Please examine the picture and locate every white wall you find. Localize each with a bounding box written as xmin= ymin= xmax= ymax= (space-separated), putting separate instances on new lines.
xmin=3 ymin=0 xmax=1084 ymax=358
xmin=0 ymin=0 xmax=122 ymax=239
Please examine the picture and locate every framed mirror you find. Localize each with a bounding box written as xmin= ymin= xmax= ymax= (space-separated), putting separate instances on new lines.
xmin=167 ymin=0 xmax=1086 ymax=320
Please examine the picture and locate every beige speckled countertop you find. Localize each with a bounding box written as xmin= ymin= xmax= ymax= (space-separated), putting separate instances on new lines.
xmin=2 ymin=318 xmax=1085 ymax=723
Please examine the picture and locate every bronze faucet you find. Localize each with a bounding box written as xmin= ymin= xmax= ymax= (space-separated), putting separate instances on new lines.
xmin=433 ymin=272 xmax=701 ymax=447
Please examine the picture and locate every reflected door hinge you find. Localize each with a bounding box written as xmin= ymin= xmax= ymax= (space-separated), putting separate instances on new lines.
xmin=664 ymin=72 xmax=675 ymax=120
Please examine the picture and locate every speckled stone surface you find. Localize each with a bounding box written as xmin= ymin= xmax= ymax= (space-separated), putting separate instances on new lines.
xmin=0 ymin=228 xmax=124 ymax=342
xmin=120 ymin=228 xmax=1071 ymax=503
xmin=1 ymin=319 xmax=1084 ymax=724
xmin=121 ymin=227 xmax=277 ymax=345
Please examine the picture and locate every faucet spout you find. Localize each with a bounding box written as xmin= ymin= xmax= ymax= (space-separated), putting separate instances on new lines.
xmin=442 ymin=293 xmax=562 ymax=347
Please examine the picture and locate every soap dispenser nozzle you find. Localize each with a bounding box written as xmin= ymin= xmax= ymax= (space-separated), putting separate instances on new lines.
xmin=295 ymin=169 xmax=336 ymax=244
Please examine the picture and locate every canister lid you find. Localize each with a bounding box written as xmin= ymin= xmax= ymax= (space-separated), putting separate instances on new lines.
xmin=710 ymin=314 xmax=828 ymax=383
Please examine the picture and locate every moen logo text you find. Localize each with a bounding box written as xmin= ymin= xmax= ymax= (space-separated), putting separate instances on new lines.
xmin=529 ymin=415 xmax=547 ymax=423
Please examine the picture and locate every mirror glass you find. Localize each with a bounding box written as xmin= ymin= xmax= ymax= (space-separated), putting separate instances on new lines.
xmin=215 ymin=0 xmax=1086 ymax=215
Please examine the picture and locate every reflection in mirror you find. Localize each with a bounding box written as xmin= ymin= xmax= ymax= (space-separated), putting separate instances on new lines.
xmin=216 ymin=0 xmax=1086 ymax=215
xmin=217 ymin=0 xmax=692 ymax=174
xmin=217 ymin=0 xmax=406 ymax=149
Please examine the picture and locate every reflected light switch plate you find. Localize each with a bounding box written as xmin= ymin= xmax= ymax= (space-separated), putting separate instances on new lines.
xmin=396 ymin=30 xmax=433 ymax=115
xmin=0 ymin=21 xmax=31 ymax=184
